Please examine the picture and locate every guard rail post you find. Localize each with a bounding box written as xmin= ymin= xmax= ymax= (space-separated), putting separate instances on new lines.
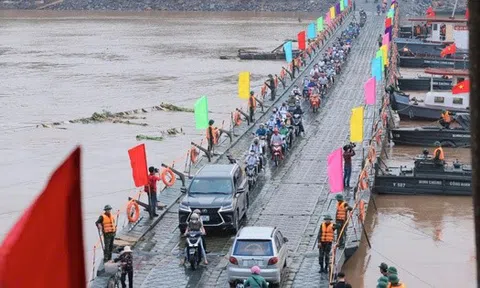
xmin=235 ymin=108 xmax=250 ymax=125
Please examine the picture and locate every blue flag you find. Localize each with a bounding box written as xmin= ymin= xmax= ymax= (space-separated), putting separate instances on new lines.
xmin=372 ymin=57 xmax=383 ymax=81
xmin=284 ymin=41 xmax=293 ymax=63
xmin=344 ymin=0 xmax=348 ymax=8
xmin=307 ymin=23 xmax=316 ymax=39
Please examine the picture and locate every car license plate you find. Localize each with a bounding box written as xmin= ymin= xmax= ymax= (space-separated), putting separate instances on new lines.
xmin=201 ymin=215 xmax=210 ymax=222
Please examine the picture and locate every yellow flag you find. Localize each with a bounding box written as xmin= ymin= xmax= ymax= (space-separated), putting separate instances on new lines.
xmin=330 ymin=7 xmax=336 ymax=19
xmin=350 ymin=106 xmax=364 ymax=142
xmin=238 ymin=72 xmax=250 ymax=99
xmin=381 ymin=45 xmax=389 ymax=66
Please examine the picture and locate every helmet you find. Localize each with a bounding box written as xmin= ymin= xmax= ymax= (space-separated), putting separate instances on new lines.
xmin=273 ymin=128 xmax=279 ymax=134
xmin=250 ymin=150 xmax=255 ymax=156
xmin=335 ymin=194 xmax=344 ymax=201
xmin=190 ymin=213 xmax=199 ymax=221
xmin=434 ymin=141 xmax=441 ymax=147
xmin=259 ymin=123 xmax=265 ymax=128
xmin=193 ymin=209 xmax=201 ymax=215
xmin=294 ymin=85 xmax=298 ymax=88
xmin=251 ymin=265 xmax=261 ymax=275
xmin=286 ymin=112 xmax=292 ymax=118
xmin=104 ymin=205 xmax=112 ymax=211
xmin=250 ymin=90 xmax=254 ymax=95
xmin=149 ymin=166 xmax=155 ymax=173
xmin=282 ymin=102 xmax=286 ymax=106
xmin=209 ymin=119 xmax=214 ymax=126
xmin=296 ymin=104 xmax=301 ymax=109
xmin=254 ymin=138 xmax=259 ymax=144
xmin=273 ymin=107 xmax=277 ymax=113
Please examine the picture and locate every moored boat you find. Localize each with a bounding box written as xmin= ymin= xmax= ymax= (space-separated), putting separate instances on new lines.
xmin=399 ymin=56 xmax=469 ymax=69
xmin=391 ymin=114 xmax=471 ymax=147
xmin=374 ymin=155 xmax=471 ymax=196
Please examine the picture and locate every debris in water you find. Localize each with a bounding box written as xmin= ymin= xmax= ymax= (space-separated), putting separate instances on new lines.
xmin=136 ymin=134 xmax=164 ymax=141
xmin=159 ymin=103 xmax=194 ymax=113
xmin=166 ymin=127 xmax=184 ymax=135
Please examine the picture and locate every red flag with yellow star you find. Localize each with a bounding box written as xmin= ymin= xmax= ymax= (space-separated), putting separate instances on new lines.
xmin=452 ymin=79 xmax=470 ymax=94
xmin=440 ymin=43 xmax=457 ymax=58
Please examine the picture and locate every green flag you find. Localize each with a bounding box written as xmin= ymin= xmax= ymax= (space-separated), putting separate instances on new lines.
xmin=340 ymin=0 xmax=344 ymax=11
xmin=317 ymin=17 xmax=324 ymax=32
xmin=387 ymin=11 xmax=394 ymax=18
xmin=194 ymin=96 xmax=209 ymax=129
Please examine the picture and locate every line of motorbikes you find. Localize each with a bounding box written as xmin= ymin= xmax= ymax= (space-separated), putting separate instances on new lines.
xmin=226 ymin=21 xmax=361 ymax=193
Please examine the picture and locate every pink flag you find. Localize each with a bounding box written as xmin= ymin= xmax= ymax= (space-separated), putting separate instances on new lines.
xmin=327 ymin=148 xmax=344 ymax=193
xmin=364 ymin=77 xmax=376 ymax=105
xmin=325 ymin=12 xmax=331 ymax=26
xmin=382 ymin=33 xmax=390 ymax=46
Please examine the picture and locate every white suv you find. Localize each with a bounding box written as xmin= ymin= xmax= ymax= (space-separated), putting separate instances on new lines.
xmin=227 ymin=226 xmax=289 ymax=287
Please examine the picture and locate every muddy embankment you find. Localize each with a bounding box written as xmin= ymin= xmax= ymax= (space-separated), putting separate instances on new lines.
xmin=2 ymin=0 xmax=339 ymax=11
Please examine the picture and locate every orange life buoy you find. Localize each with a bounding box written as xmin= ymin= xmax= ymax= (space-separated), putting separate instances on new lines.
xmin=261 ymin=84 xmax=267 ymax=97
xmin=126 ymin=200 xmax=140 ymax=223
xmin=233 ymin=111 xmax=242 ymax=126
xmin=190 ymin=147 xmax=199 ymax=164
xmin=376 ymin=129 xmax=382 ymax=145
xmin=358 ymin=200 xmax=365 ymax=223
xmin=368 ymin=146 xmax=376 ymax=164
xmin=359 ymin=170 xmax=368 ymax=190
xmin=161 ymin=168 xmax=176 ymax=187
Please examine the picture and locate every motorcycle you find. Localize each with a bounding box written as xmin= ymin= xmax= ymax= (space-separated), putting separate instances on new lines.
xmin=310 ymin=95 xmax=321 ymax=113
xmin=293 ymin=114 xmax=303 ymax=137
xmin=272 ymin=143 xmax=283 ymax=167
xmin=245 ymin=164 xmax=258 ymax=191
xmin=185 ymin=231 xmax=203 ymax=270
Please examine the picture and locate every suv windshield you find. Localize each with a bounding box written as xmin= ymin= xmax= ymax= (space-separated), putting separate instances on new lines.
xmin=189 ymin=178 xmax=233 ymax=195
xmin=233 ymin=240 xmax=274 ymax=256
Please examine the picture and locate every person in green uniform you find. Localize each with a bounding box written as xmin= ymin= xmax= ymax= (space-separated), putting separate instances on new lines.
xmin=96 ymin=205 xmax=117 ymax=262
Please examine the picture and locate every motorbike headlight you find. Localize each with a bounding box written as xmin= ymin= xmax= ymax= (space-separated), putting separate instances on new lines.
xmin=219 ymin=204 xmax=234 ymax=212
xmin=179 ymin=202 xmax=191 ymax=212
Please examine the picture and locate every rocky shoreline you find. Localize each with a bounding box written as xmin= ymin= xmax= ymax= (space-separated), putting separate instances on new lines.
xmin=2 ymin=0 xmax=339 ymax=11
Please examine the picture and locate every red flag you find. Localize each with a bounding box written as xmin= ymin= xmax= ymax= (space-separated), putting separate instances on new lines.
xmin=385 ymin=18 xmax=392 ymax=28
xmin=128 ymin=144 xmax=148 ymax=187
xmin=440 ymin=43 xmax=457 ymax=57
xmin=297 ymin=31 xmax=306 ymax=50
xmin=426 ymin=6 xmax=435 ymax=17
xmin=0 ymin=147 xmax=85 ymax=287
xmin=465 ymin=8 xmax=469 ymax=19
xmin=452 ymin=79 xmax=470 ymax=94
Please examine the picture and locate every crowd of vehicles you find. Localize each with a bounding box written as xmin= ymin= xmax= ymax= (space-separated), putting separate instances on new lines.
xmin=175 ymin=20 xmax=362 ymax=285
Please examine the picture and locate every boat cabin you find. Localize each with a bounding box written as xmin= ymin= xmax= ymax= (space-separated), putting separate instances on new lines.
xmin=406 ymin=17 xmax=468 ymax=49
xmin=422 ymin=68 xmax=469 ymax=109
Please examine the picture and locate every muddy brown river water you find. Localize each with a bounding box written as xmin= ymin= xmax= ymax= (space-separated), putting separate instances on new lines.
xmin=0 ymin=10 xmax=474 ymax=286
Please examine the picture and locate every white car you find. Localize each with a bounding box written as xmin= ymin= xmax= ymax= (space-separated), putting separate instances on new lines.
xmin=227 ymin=226 xmax=289 ymax=287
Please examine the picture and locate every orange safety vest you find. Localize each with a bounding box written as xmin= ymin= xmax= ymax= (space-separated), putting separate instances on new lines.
xmin=102 ymin=213 xmax=116 ymax=233
xmin=248 ymin=95 xmax=257 ymax=110
xmin=206 ymin=126 xmax=218 ymax=144
xmin=388 ymin=283 xmax=406 ymax=288
xmin=441 ymin=111 xmax=451 ymax=123
xmin=336 ymin=202 xmax=348 ymax=221
xmin=320 ymin=222 xmax=334 ymax=242
xmin=434 ymin=147 xmax=444 ymax=160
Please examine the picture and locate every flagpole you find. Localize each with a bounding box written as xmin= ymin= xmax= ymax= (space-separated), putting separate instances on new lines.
xmin=451 ymin=0 xmax=459 ymax=18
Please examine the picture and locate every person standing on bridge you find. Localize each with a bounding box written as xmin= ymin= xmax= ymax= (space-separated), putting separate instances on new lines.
xmin=335 ymin=194 xmax=353 ymax=248
xmin=113 ymin=246 xmax=133 ymax=288
xmin=317 ymin=215 xmax=337 ymax=273
xmin=332 ymin=272 xmax=352 ymax=288
xmin=265 ymin=74 xmax=276 ymax=101
xmin=248 ymin=91 xmax=257 ymax=122
xmin=343 ymin=144 xmax=356 ymax=188
xmin=96 ymin=205 xmax=116 ymax=262
xmin=144 ymin=166 xmax=161 ymax=218
xmin=379 ymin=262 xmax=389 ymax=277
xmin=206 ymin=119 xmax=218 ymax=154
xmin=378 ymin=34 xmax=383 ymax=47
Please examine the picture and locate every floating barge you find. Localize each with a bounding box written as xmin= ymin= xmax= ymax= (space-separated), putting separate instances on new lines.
xmin=237 ymin=48 xmax=301 ymax=60
xmin=399 ymin=56 xmax=469 ymax=69
xmin=390 ymin=68 xmax=469 ymax=120
xmin=397 ymin=68 xmax=452 ymax=91
xmin=374 ymin=156 xmax=471 ymax=196
xmin=391 ymin=113 xmax=471 ymax=148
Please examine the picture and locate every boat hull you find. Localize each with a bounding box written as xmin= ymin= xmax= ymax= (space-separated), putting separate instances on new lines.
xmin=397 ymin=77 xmax=452 ymax=91
xmin=391 ymin=127 xmax=470 ymax=147
xmin=390 ymin=93 xmax=468 ymax=120
xmin=374 ymin=175 xmax=471 ymax=196
xmin=238 ymin=50 xmax=301 ymax=60
xmin=399 ymin=56 xmax=469 ymax=69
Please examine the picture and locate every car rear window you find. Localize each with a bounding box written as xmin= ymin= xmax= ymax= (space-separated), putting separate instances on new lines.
xmin=189 ymin=178 xmax=233 ymax=195
xmin=233 ymin=240 xmax=273 ymax=256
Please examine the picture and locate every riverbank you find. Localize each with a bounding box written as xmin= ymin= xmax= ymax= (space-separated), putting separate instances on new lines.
xmin=2 ymin=0 xmax=339 ymax=12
